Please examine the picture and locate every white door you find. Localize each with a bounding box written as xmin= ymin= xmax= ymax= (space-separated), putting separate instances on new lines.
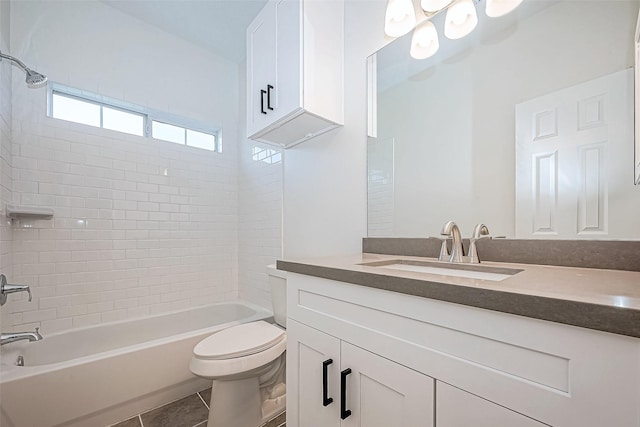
xmin=341 ymin=341 xmax=434 ymax=427
xmin=515 ymin=69 xmax=638 ymax=238
xmin=436 ymin=381 xmax=546 ymax=427
xmin=286 ymin=319 xmax=341 ymax=427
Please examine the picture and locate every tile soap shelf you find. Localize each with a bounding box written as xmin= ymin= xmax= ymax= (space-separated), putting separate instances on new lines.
xmin=6 ymin=205 xmax=54 ymax=219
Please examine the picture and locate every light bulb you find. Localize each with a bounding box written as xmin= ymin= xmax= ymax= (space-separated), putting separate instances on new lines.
xmin=485 ymin=0 xmax=523 ymax=17
xmin=384 ymin=0 xmax=417 ymax=38
xmin=444 ymin=0 xmax=478 ymax=39
xmin=421 ymin=0 xmax=453 ymax=13
xmin=410 ymin=20 xmax=440 ymax=59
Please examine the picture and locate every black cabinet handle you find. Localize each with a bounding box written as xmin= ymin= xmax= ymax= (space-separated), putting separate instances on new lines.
xmin=267 ymin=84 xmax=274 ymax=110
xmin=260 ymin=89 xmax=267 ymax=114
xmin=322 ymin=359 xmax=333 ymax=406
xmin=340 ymin=368 xmax=352 ymax=419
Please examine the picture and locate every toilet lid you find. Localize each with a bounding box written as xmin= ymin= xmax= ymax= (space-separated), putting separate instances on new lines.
xmin=193 ymin=321 xmax=285 ymax=360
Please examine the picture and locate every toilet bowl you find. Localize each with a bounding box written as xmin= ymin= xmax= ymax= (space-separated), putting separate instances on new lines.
xmin=190 ymin=265 xmax=287 ymax=427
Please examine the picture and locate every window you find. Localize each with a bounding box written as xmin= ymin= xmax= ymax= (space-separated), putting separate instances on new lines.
xmin=251 ymin=145 xmax=282 ymax=164
xmin=48 ymin=84 xmax=221 ymax=152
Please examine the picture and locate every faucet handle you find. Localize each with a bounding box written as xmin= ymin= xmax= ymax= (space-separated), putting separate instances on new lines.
xmin=0 ymin=275 xmax=32 ymax=306
xmin=469 ymin=224 xmax=491 ymax=264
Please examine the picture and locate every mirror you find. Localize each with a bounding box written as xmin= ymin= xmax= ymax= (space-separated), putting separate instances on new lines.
xmin=368 ymin=0 xmax=640 ymax=240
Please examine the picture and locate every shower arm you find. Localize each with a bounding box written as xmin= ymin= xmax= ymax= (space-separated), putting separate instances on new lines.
xmin=0 ymin=51 xmax=31 ymax=73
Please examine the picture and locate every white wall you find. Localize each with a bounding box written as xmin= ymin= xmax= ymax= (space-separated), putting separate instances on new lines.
xmin=283 ymin=0 xmax=388 ymax=258
xmin=375 ymin=1 xmax=638 ymax=238
xmin=5 ymin=0 xmax=242 ymax=333
xmin=0 ymin=0 xmax=13 ymax=332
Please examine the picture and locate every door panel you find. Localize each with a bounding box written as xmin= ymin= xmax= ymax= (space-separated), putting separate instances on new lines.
xmin=341 ymin=342 xmax=434 ymax=427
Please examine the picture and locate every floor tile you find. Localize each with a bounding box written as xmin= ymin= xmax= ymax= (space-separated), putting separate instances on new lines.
xmin=140 ymin=394 xmax=209 ymax=427
xmin=198 ymin=387 xmax=212 ymax=407
xmin=110 ymin=416 xmax=141 ymax=427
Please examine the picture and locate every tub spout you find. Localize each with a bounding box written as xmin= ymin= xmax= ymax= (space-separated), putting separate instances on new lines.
xmin=1 ymin=328 xmax=43 ymax=346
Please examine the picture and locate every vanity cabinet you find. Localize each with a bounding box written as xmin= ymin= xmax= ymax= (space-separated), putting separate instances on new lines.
xmin=246 ymin=0 xmax=343 ymax=148
xmin=287 ymin=319 xmax=434 ymax=427
xmin=285 ymin=272 xmax=640 ymax=427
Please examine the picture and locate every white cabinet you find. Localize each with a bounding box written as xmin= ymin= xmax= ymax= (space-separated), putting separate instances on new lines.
xmin=246 ymin=0 xmax=343 ymax=148
xmin=286 ymin=272 xmax=640 ymax=427
xmin=287 ymin=319 xmax=435 ymax=427
xmin=436 ymin=382 xmax=545 ymax=427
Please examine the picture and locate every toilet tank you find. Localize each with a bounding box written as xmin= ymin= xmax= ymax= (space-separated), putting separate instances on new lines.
xmin=266 ymin=264 xmax=287 ymax=328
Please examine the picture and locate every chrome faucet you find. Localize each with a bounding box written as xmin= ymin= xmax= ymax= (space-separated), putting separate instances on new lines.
xmin=469 ymin=223 xmax=491 ymax=264
xmin=441 ymin=221 xmax=465 ymax=263
xmin=0 ymin=274 xmax=32 ymax=306
xmin=1 ymin=328 xmax=43 ymax=346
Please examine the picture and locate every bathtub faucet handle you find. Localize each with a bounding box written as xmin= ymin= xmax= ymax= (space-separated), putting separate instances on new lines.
xmin=0 ymin=274 xmax=33 ymax=306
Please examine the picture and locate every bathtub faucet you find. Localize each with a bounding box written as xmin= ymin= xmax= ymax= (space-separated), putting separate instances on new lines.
xmin=1 ymin=328 xmax=43 ymax=346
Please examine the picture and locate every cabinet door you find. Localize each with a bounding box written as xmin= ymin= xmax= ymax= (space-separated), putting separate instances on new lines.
xmin=246 ymin=0 xmax=277 ymax=136
xmin=341 ymin=342 xmax=434 ymax=427
xmin=246 ymin=0 xmax=301 ymax=137
xmin=286 ymin=319 xmax=340 ymax=427
xmin=436 ymin=382 xmax=546 ymax=427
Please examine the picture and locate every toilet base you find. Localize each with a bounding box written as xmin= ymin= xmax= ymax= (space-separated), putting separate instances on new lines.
xmin=208 ymin=377 xmax=262 ymax=427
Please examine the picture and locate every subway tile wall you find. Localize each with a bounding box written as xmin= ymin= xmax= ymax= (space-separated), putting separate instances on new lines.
xmin=7 ymin=110 xmax=239 ymax=333
xmin=238 ymin=141 xmax=283 ymax=309
xmin=0 ymin=0 xmax=14 ymax=332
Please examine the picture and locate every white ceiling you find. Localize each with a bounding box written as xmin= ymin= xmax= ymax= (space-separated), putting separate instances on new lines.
xmin=101 ymin=0 xmax=269 ymax=63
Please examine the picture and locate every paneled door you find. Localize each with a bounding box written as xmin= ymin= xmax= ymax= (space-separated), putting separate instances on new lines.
xmin=515 ymin=69 xmax=637 ymax=238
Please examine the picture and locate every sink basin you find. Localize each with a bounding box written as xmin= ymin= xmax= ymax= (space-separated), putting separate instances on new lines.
xmin=361 ymin=260 xmax=522 ymax=282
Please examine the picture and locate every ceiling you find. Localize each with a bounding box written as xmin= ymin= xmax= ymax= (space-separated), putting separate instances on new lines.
xmin=101 ymin=0 xmax=269 ymax=63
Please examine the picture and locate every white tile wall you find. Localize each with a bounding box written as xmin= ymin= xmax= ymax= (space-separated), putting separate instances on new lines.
xmin=7 ymin=113 xmax=239 ymax=333
xmin=4 ymin=0 xmax=246 ymax=334
xmin=238 ymin=141 xmax=283 ymax=309
xmin=0 ymin=0 xmax=14 ymax=332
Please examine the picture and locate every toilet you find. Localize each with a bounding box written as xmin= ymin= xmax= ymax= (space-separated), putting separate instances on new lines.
xmin=190 ymin=265 xmax=287 ymax=427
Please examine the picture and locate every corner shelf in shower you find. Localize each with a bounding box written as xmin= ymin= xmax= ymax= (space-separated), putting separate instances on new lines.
xmin=6 ymin=205 xmax=54 ymax=219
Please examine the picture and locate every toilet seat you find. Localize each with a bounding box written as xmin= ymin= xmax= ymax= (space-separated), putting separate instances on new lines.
xmin=190 ymin=321 xmax=287 ymax=379
xmin=194 ymin=321 xmax=285 ymax=360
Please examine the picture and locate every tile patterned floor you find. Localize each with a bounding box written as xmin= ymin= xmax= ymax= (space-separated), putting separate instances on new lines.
xmin=109 ymin=388 xmax=285 ymax=427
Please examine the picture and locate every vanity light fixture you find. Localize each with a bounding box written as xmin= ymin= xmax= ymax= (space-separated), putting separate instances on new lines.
xmin=384 ymin=0 xmax=524 ymax=59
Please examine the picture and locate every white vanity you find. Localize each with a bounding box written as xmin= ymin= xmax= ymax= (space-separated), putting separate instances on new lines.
xmin=279 ymin=253 xmax=640 ymax=427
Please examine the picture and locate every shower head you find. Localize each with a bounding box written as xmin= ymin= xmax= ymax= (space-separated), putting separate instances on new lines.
xmin=24 ymin=68 xmax=48 ymax=88
xmin=0 ymin=50 xmax=48 ymax=88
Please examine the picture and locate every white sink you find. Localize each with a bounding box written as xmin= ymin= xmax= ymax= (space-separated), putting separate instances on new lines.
xmin=362 ymin=260 xmax=522 ymax=282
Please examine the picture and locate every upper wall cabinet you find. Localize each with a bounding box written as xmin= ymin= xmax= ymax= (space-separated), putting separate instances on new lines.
xmin=246 ymin=0 xmax=344 ymax=148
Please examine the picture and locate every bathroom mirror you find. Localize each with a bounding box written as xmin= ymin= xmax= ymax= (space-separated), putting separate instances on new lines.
xmin=368 ymin=0 xmax=640 ymax=240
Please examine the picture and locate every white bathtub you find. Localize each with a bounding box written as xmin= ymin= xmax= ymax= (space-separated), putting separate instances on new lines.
xmin=0 ymin=301 xmax=272 ymax=427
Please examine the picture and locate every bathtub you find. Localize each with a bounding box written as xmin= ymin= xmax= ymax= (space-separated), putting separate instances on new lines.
xmin=0 ymin=301 xmax=272 ymax=427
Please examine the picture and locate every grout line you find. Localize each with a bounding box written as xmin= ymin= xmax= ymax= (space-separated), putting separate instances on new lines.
xmin=138 ymin=414 xmax=144 ymax=427
xmin=192 ymin=422 xmax=207 ymax=427
xmin=197 ymin=391 xmax=210 ymax=410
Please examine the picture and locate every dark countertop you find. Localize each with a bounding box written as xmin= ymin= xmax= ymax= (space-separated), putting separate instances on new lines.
xmin=277 ymin=253 xmax=640 ymax=338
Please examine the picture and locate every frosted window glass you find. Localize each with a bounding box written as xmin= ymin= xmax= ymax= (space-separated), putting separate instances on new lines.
xmin=186 ymin=129 xmax=216 ymax=151
xmin=152 ymin=121 xmax=185 ymax=144
xmin=103 ymin=107 xmax=144 ymax=136
xmin=52 ymin=93 xmax=100 ymax=127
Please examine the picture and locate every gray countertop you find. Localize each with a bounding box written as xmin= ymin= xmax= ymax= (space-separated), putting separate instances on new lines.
xmin=277 ymin=253 xmax=640 ymax=338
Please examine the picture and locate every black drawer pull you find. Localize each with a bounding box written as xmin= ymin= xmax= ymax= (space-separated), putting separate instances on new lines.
xmin=340 ymin=368 xmax=352 ymax=419
xmin=322 ymin=359 xmax=333 ymax=406
xmin=260 ymin=89 xmax=267 ymax=114
xmin=267 ymin=84 xmax=274 ymax=110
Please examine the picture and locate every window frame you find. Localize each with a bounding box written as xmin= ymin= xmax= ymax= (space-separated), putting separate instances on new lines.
xmin=47 ymin=83 xmax=222 ymax=152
